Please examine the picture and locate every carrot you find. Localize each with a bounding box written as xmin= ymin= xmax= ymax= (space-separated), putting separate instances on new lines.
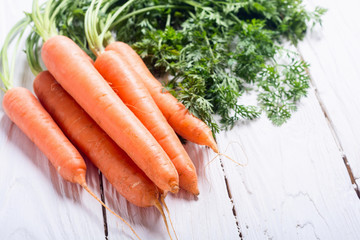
xmin=94 ymin=50 xmax=199 ymax=195
xmin=81 ymin=0 xmax=198 ymax=195
xmin=3 ymin=87 xmax=87 ymax=184
xmin=41 ymin=35 xmax=178 ymax=193
xmin=3 ymin=88 xmax=141 ymax=240
xmin=29 ymin=0 xmax=179 ymax=194
xmin=33 ymin=71 xmax=175 ymax=239
xmin=105 ymin=41 xmax=219 ymax=153
xmin=33 ymin=70 xmax=159 ymax=207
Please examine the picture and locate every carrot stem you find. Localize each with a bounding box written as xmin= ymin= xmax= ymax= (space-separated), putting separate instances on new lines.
xmin=85 ymin=0 xmax=137 ymax=56
xmin=85 ymin=0 xmax=104 ymax=56
xmin=30 ymin=0 xmax=70 ymax=41
xmin=98 ymin=0 xmax=137 ymax=44
xmin=86 ymin=0 xmax=183 ymax=56
xmin=82 ymin=183 xmax=141 ymax=240
xmin=109 ymin=5 xmax=187 ymax=29
xmin=25 ymin=32 xmax=43 ymax=76
xmin=0 ymin=17 xmax=30 ymax=91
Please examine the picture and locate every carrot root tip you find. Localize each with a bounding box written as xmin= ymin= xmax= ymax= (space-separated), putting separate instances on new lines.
xmin=210 ymin=143 xmax=219 ymax=153
xmin=74 ymin=172 xmax=86 ymax=186
xmin=170 ymin=184 xmax=179 ymax=194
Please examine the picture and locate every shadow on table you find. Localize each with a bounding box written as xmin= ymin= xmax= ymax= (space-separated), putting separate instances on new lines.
xmin=0 ymin=114 xmax=101 ymax=205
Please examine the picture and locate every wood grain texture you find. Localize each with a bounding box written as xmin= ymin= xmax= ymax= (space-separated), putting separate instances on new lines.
xmin=0 ymin=1 xmax=106 ymax=239
xmin=103 ymin=143 xmax=240 ymax=240
xmin=298 ymin=0 xmax=360 ymax=186
xmin=217 ymin=90 xmax=360 ymax=239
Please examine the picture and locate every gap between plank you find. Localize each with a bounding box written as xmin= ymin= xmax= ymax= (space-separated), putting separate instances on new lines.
xmin=218 ymin=156 xmax=243 ymax=239
xmin=98 ymin=171 xmax=109 ymax=240
xmin=297 ymin=48 xmax=360 ymax=199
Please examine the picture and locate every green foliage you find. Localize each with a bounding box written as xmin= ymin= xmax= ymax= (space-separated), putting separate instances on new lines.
xmin=54 ymin=0 xmax=326 ymax=132
xmin=257 ymin=57 xmax=310 ymax=125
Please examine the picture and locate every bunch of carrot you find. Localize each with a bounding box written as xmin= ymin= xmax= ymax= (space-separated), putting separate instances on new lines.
xmin=0 ymin=0 xmax=219 ymax=238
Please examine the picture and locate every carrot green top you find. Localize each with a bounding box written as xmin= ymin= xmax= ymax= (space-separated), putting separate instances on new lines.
xmin=1 ymin=0 xmax=73 ymax=90
xmin=0 ymin=17 xmax=30 ymax=92
xmin=0 ymin=0 xmax=61 ymax=87
xmin=25 ymin=31 xmax=43 ymax=76
xmin=85 ymin=0 xmax=137 ymax=56
xmin=30 ymin=0 xmax=71 ymax=42
xmin=25 ymin=0 xmax=76 ymax=76
xmin=84 ymin=0 xmax=184 ymax=57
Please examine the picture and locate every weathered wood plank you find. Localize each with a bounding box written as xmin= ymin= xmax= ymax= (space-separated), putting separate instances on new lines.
xmin=0 ymin=1 xmax=106 ymax=239
xmin=217 ymin=90 xmax=360 ymax=239
xmin=104 ymin=143 xmax=240 ymax=240
xmin=298 ymin=0 xmax=360 ymax=186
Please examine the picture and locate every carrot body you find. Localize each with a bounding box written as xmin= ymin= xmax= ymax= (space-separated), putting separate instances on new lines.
xmin=33 ymin=71 xmax=159 ymax=207
xmin=106 ymin=42 xmax=219 ymax=153
xmin=41 ymin=36 xmax=179 ymax=193
xmin=2 ymin=87 xmax=86 ymax=184
xmin=94 ymin=51 xmax=199 ymax=195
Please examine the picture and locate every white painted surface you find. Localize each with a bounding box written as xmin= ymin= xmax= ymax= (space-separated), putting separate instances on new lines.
xmin=217 ymin=90 xmax=360 ymax=240
xmin=2 ymin=0 xmax=360 ymax=239
xmin=298 ymin=0 xmax=360 ymax=185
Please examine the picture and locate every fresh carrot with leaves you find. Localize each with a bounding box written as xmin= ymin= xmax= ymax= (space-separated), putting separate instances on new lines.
xmin=84 ymin=0 xmax=199 ymax=195
xmin=78 ymin=0 xmax=218 ymax=153
xmin=30 ymin=0 xmax=179 ymax=193
xmin=1 ymin=16 xmax=142 ymax=240
xmin=106 ymin=41 xmax=219 ymax=153
xmin=96 ymin=50 xmax=199 ymax=195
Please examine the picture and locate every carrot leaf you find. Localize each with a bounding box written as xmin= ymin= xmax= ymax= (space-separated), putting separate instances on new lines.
xmin=108 ymin=0 xmax=325 ymax=131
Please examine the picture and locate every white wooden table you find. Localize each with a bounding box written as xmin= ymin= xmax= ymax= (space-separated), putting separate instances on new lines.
xmin=1 ymin=0 xmax=360 ymax=239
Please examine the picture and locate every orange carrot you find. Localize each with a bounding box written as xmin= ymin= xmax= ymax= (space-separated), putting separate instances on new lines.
xmin=3 ymin=87 xmax=141 ymax=239
xmin=33 ymin=71 xmax=159 ymax=207
xmin=106 ymin=42 xmax=219 ymax=153
xmin=41 ymin=35 xmax=179 ymax=193
xmin=94 ymin=50 xmax=199 ymax=195
xmin=2 ymin=87 xmax=87 ymax=185
xmin=34 ymin=72 xmax=176 ymax=238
